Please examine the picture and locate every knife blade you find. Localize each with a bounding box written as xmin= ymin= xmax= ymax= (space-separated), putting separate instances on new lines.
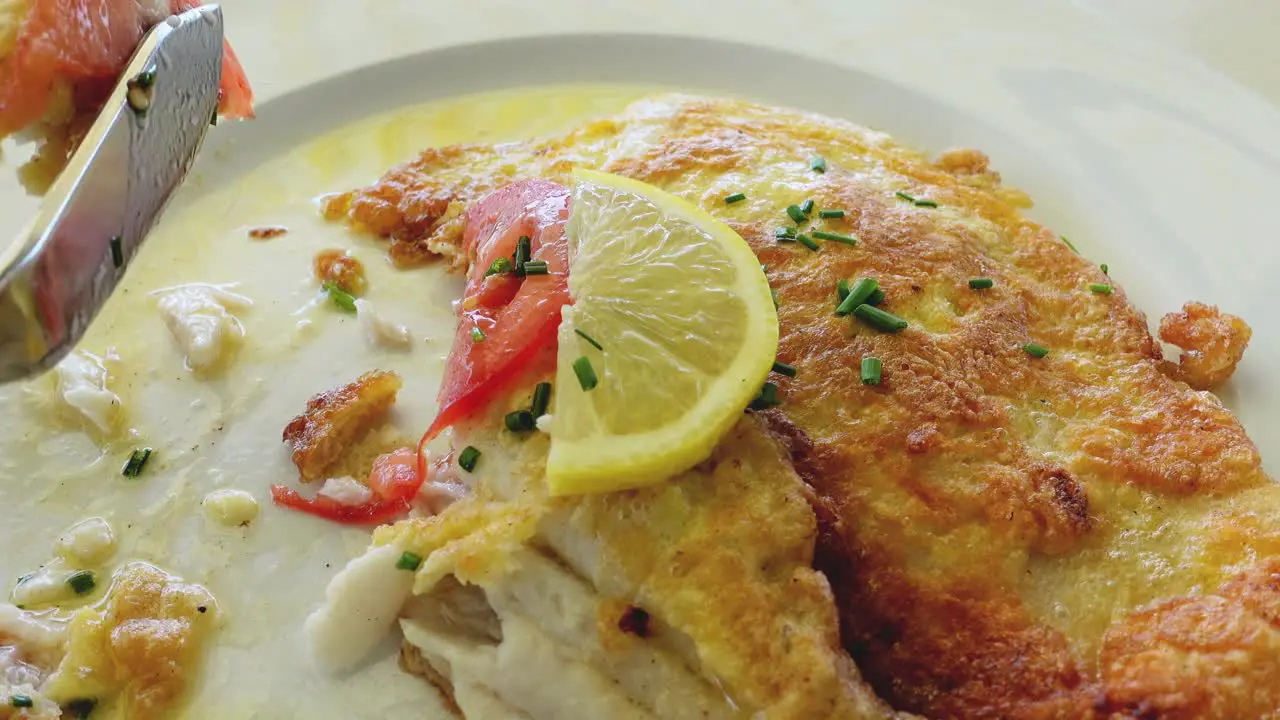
xmin=0 ymin=4 xmax=225 ymax=383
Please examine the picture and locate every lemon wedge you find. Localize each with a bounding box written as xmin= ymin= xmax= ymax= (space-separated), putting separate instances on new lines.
xmin=546 ymin=169 xmax=779 ymax=495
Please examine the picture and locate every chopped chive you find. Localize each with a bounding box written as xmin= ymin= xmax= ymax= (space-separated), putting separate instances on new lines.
xmin=786 ymin=205 xmax=806 ymax=224
xmin=811 ymin=230 xmax=858 ymax=245
xmin=810 ymin=155 xmax=827 ymax=173
xmin=471 ymin=326 xmax=485 ymax=343
xmin=837 ymin=279 xmax=851 ymax=302
xmin=1089 ymin=283 xmax=1113 ymax=295
xmin=1023 ymin=343 xmax=1050 ymax=358
xmin=484 ymin=257 xmax=513 ymax=277
xmin=109 ymin=235 xmax=123 ymax=268
xmin=573 ymin=356 xmax=598 ymax=391
xmin=505 ymin=410 xmax=536 ymax=432
xmin=458 ymin=446 xmax=481 ymax=472
xmin=1060 ymin=235 xmax=1079 ymax=253
xmin=969 ymin=277 xmax=994 ymax=290
xmin=10 ymin=696 xmax=33 ymax=708
xmin=775 ymin=227 xmax=797 ymax=242
xmin=772 ymin=361 xmax=797 ymax=378
xmin=396 ymin=551 xmax=423 ymax=571
xmin=895 ymin=191 xmax=916 ymax=203
xmin=322 ymin=282 xmax=357 ymax=313
xmin=914 ymin=199 xmax=938 ymax=208
xmin=819 ymin=209 xmax=845 ymax=219
xmin=724 ymin=192 xmax=747 ymax=204
xmin=574 ymin=328 xmax=603 ymax=351
xmin=531 ymin=382 xmax=552 ymax=418
xmin=67 ymin=570 xmax=95 ymax=596
xmin=836 ymin=278 xmax=879 ymax=316
xmin=122 ymin=448 xmax=152 ymax=478
xmin=796 ymin=234 xmax=820 ymax=251
xmin=748 ymin=381 xmax=781 ymax=410
xmin=66 ymin=698 xmax=96 ymax=719
xmin=513 ymin=235 xmax=531 ymax=274
xmin=1100 ymin=263 xmax=1109 ymax=275
xmin=853 ymin=304 xmax=909 ymax=333
xmin=867 ymin=289 xmax=886 ymax=306
xmin=861 ymin=357 xmax=883 ymax=386
xmin=770 ymin=287 xmax=779 ymax=309
xmin=521 ymin=260 xmax=549 ymax=276
xmin=800 ymin=199 xmax=815 ymax=216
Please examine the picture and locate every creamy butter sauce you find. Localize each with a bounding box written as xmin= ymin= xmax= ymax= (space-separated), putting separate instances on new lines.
xmin=0 ymin=85 xmax=656 ymax=718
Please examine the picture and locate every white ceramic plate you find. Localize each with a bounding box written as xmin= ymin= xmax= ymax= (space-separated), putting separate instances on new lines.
xmin=3 ymin=3 xmax=1280 ymax=717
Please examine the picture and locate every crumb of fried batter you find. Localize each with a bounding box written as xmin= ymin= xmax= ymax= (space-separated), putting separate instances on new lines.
xmin=42 ymin=562 xmax=216 ymax=720
xmin=282 ymin=371 xmax=403 ymax=481
xmin=1159 ymin=302 xmax=1252 ymax=390
xmin=314 ymin=249 xmax=368 ymax=295
xmin=247 ymin=225 xmax=288 ymax=240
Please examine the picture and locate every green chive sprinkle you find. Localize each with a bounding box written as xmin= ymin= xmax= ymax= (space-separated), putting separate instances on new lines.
xmin=531 ymin=382 xmax=552 ymax=418
xmin=505 ymin=410 xmax=535 ymax=432
xmin=322 ymin=282 xmax=357 ymax=313
xmin=1060 ymin=235 xmax=1079 ymax=253
xmin=914 ymin=199 xmax=938 ymax=208
xmin=484 ymin=257 xmax=513 ymax=277
xmin=724 ymin=192 xmax=747 ymax=204
xmin=66 ymin=698 xmax=96 ymax=719
xmin=471 ymin=327 xmax=485 ymax=343
xmin=837 ymin=279 xmax=851 ymax=302
xmin=800 ymin=199 xmax=815 ymax=216
xmin=513 ymin=235 xmax=531 ymax=274
xmin=574 ymin=328 xmax=604 ymax=351
xmin=861 ymin=357 xmax=883 ymax=386
xmin=895 ymin=191 xmax=916 ymax=203
xmin=819 ymin=209 xmax=845 ymax=219
xmin=749 ymin=381 xmax=781 ymax=410
xmin=969 ymin=277 xmax=994 ymax=290
xmin=867 ymin=289 xmax=886 ymax=306
xmin=109 ymin=235 xmax=123 ymax=268
xmin=796 ymin=234 xmax=820 ymax=251
xmin=122 ymin=448 xmax=152 ymax=478
xmin=521 ymin=260 xmax=549 ymax=276
xmin=811 ymin=230 xmax=858 ymax=246
xmin=775 ymin=227 xmax=797 ymax=242
xmin=10 ymin=696 xmax=33 ymax=708
xmin=772 ymin=361 xmax=797 ymax=378
xmin=836 ymin=278 xmax=879 ymax=316
xmin=396 ymin=551 xmax=423 ymax=571
xmin=573 ymin=356 xmax=598 ymax=391
xmin=1089 ymin=283 xmax=1113 ymax=295
xmin=810 ymin=155 xmax=827 ymax=173
xmin=1023 ymin=343 xmax=1050 ymax=358
xmin=854 ymin=304 xmax=909 ymax=333
xmin=458 ymin=446 xmax=481 ymax=472
xmin=786 ymin=205 xmax=806 ymax=224
xmin=67 ymin=570 xmax=95 ymax=596
xmin=1100 ymin=263 xmax=1109 ymax=275
xmin=770 ymin=287 xmax=779 ymax=309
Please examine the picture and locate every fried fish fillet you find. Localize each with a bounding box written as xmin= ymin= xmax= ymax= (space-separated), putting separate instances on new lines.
xmin=328 ymin=95 xmax=1279 ymax=719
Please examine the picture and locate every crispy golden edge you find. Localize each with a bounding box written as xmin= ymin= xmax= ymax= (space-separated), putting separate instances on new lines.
xmin=399 ymin=641 xmax=463 ymax=718
xmin=1159 ymin=301 xmax=1252 ymax=390
xmin=282 ymin=370 xmax=402 ymax=481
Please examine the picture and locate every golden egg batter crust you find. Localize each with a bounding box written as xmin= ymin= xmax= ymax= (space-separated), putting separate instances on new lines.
xmin=329 ymin=95 xmax=1275 ymax=719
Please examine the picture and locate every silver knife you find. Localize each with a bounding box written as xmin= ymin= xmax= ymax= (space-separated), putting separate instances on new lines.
xmin=0 ymin=4 xmax=225 ymax=383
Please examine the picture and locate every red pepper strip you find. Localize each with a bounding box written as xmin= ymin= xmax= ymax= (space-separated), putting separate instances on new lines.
xmin=269 ymin=485 xmax=410 ymax=525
